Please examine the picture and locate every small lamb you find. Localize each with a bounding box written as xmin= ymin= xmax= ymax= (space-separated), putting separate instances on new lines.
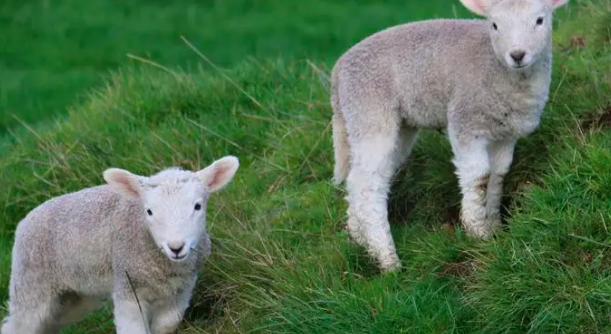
xmin=1 ymin=156 xmax=239 ymax=334
xmin=330 ymin=0 xmax=570 ymax=271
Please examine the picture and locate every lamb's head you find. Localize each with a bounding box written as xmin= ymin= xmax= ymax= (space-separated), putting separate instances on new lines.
xmin=459 ymin=0 xmax=570 ymax=70
xmin=103 ymin=156 xmax=239 ymax=262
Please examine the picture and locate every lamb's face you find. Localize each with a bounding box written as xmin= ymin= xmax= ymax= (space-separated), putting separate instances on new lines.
xmin=141 ymin=180 xmax=208 ymax=262
xmin=487 ymin=0 xmax=552 ymax=70
xmin=459 ymin=0 xmax=570 ymax=70
xmin=103 ymin=156 xmax=240 ymax=263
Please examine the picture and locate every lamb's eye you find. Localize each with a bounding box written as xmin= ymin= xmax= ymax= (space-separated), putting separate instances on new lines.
xmin=146 ymin=209 xmax=153 ymax=216
xmin=194 ymin=203 xmax=202 ymax=211
xmin=492 ymin=22 xmax=498 ymax=30
xmin=536 ymin=17 xmax=544 ymax=25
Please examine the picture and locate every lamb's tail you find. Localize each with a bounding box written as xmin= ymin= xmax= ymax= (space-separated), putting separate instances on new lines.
xmin=331 ymin=65 xmax=350 ymax=185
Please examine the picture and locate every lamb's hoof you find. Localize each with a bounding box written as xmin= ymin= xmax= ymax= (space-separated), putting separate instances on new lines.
xmin=380 ymin=262 xmax=401 ymax=274
xmin=379 ymin=259 xmax=402 ymax=273
xmin=376 ymin=252 xmax=402 ymax=273
xmin=463 ymin=220 xmax=500 ymax=240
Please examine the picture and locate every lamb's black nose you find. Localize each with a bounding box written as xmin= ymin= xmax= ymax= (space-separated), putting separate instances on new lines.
xmin=168 ymin=242 xmax=185 ymax=255
xmin=510 ymin=50 xmax=526 ymax=62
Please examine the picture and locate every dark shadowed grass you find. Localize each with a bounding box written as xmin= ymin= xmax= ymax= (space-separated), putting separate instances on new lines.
xmin=0 ymin=1 xmax=610 ymax=333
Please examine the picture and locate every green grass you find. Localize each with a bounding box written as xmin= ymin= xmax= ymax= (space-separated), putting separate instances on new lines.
xmin=1 ymin=0 xmax=611 ymax=333
xmin=0 ymin=0 xmax=469 ymax=139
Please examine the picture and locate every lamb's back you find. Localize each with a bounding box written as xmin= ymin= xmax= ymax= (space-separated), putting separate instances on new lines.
xmin=12 ymin=185 xmax=138 ymax=295
xmin=338 ymin=19 xmax=492 ymax=87
xmin=335 ymin=19 xmax=496 ymax=128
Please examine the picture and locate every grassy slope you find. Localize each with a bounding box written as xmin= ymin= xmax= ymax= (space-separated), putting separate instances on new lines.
xmin=0 ymin=0 xmax=463 ymax=139
xmin=1 ymin=1 xmax=611 ymax=334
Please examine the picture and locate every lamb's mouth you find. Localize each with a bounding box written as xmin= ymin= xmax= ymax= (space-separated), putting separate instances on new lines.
xmin=510 ymin=62 xmax=532 ymax=70
xmin=170 ymin=254 xmax=188 ymax=261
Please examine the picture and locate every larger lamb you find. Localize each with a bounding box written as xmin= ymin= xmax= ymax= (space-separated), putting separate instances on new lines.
xmin=330 ymin=0 xmax=570 ymax=271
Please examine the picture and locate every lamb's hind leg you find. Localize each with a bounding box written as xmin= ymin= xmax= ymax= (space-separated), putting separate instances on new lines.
xmin=449 ymin=132 xmax=493 ymax=239
xmin=486 ymin=138 xmax=517 ymax=230
xmin=393 ymin=125 xmax=419 ymax=174
xmin=346 ymin=120 xmax=403 ymax=272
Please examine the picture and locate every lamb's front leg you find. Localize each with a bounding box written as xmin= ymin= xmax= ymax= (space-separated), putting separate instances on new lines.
xmin=449 ymin=134 xmax=493 ymax=239
xmin=113 ymin=297 xmax=152 ymax=334
xmin=486 ymin=138 xmax=517 ymax=230
xmin=150 ymin=278 xmax=196 ymax=334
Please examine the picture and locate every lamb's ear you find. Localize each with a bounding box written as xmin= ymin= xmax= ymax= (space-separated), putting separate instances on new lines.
xmin=103 ymin=168 xmax=144 ymax=198
xmin=196 ymin=156 xmax=240 ymax=192
xmin=459 ymin=0 xmax=491 ymax=16
xmin=548 ymin=0 xmax=570 ymax=9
